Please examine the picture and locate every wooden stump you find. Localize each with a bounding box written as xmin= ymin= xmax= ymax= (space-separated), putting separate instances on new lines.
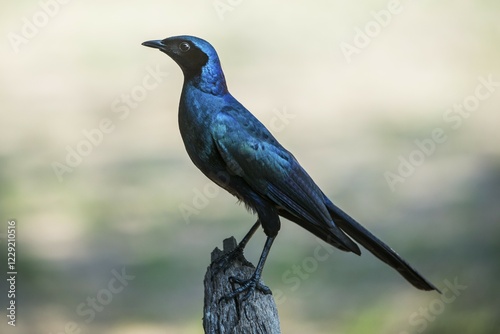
xmin=203 ymin=237 xmax=281 ymax=334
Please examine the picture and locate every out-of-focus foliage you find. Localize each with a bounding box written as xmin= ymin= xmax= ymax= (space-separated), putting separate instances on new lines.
xmin=1 ymin=1 xmax=499 ymax=333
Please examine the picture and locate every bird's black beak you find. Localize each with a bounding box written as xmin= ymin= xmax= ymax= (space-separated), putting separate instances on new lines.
xmin=142 ymin=40 xmax=165 ymax=50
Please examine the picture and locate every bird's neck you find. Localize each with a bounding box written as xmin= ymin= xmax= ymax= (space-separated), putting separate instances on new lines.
xmin=184 ymin=62 xmax=228 ymax=96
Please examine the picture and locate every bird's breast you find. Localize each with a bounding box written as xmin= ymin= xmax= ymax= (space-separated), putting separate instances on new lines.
xmin=178 ymin=87 xmax=227 ymax=179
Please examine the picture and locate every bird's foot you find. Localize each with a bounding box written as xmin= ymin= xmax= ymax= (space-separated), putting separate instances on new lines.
xmin=212 ymin=245 xmax=253 ymax=275
xmin=221 ymin=274 xmax=272 ymax=302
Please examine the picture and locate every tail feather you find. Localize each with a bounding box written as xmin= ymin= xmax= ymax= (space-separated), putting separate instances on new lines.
xmin=324 ymin=198 xmax=440 ymax=292
xmin=278 ymin=209 xmax=361 ymax=254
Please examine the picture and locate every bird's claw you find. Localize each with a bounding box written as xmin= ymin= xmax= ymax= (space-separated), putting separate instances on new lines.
xmin=220 ymin=275 xmax=272 ymax=302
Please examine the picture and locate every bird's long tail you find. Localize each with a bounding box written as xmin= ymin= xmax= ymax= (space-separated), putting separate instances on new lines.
xmin=323 ymin=197 xmax=440 ymax=292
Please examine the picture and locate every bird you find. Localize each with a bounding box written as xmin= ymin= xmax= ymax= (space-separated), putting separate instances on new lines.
xmin=142 ymin=35 xmax=440 ymax=300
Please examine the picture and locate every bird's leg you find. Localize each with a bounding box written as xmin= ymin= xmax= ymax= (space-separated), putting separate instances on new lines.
xmin=223 ymin=235 xmax=275 ymax=301
xmin=212 ymin=220 xmax=261 ymax=273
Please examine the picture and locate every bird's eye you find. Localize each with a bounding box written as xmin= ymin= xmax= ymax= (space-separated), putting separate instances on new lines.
xmin=179 ymin=42 xmax=191 ymax=52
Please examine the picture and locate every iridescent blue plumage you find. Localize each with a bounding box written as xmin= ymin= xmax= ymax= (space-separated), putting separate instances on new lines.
xmin=142 ymin=35 xmax=439 ymax=299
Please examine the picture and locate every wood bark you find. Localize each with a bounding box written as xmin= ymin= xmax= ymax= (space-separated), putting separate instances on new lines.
xmin=203 ymin=237 xmax=281 ymax=334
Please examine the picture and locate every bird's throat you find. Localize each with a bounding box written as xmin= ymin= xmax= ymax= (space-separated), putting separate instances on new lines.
xmin=186 ymin=63 xmax=228 ymax=96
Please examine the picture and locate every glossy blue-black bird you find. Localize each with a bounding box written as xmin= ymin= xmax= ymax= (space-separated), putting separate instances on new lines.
xmin=142 ymin=35 xmax=439 ymax=299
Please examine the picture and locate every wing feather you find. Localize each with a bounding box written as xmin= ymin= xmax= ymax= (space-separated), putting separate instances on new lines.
xmin=211 ymin=109 xmax=359 ymax=253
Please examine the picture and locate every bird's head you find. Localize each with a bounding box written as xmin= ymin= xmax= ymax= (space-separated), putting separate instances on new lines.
xmin=142 ymin=35 xmax=227 ymax=94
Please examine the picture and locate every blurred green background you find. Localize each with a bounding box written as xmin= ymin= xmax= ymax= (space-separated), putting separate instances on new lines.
xmin=1 ymin=1 xmax=499 ymax=333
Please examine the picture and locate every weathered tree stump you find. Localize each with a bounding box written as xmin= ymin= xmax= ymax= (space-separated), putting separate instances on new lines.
xmin=203 ymin=237 xmax=281 ymax=334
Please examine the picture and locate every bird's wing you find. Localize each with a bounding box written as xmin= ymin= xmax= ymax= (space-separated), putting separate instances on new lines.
xmin=211 ymin=108 xmax=359 ymax=253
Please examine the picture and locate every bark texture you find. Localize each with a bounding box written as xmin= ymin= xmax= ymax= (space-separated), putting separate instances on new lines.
xmin=203 ymin=237 xmax=281 ymax=334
